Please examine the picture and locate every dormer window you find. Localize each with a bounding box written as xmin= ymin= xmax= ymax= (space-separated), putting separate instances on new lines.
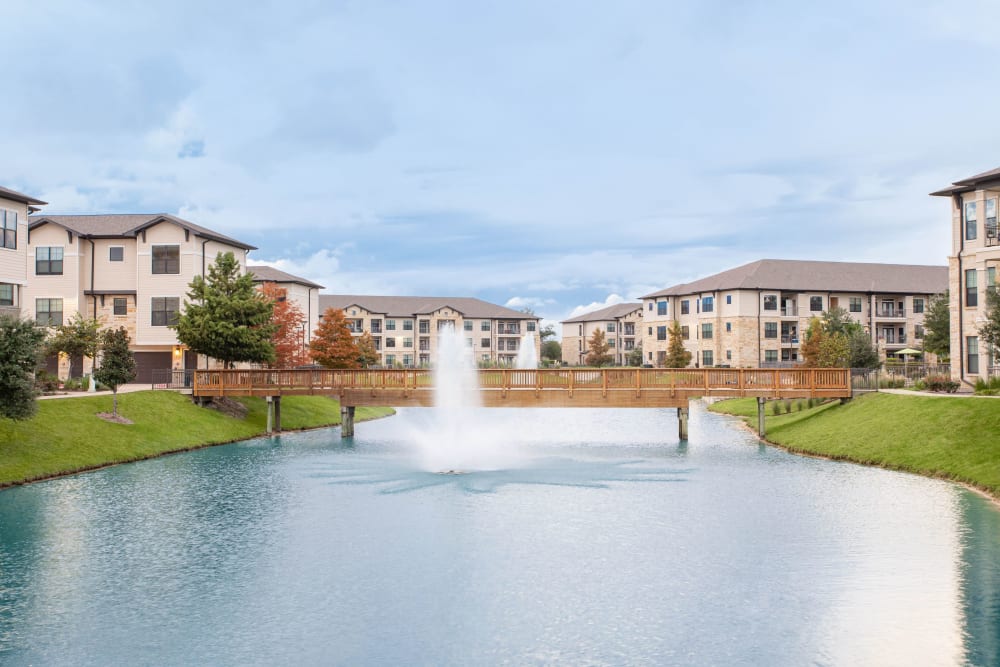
xmin=152 ymin=245 xmax=180 ymax=274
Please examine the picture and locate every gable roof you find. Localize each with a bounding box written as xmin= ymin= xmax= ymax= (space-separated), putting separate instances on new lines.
xmin=0 ymin=185 xmax=47 ymax=206
xmin=641 ymin=259 xmax=948 ymax=298
xmin=319 ymin=295 xmax=538 ymax=320
xmin=562 ymin=303 xmax=642 ymax=324
xmin=27 ymin=213 xmax=255 ymax=250
xmin=930 ymin=166 xmax=1000 ymax=196
xmin=248 ymin=265 xmax=324 ymax=289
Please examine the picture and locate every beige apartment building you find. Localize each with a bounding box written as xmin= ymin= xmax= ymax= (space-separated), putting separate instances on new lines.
xmin=560 ymin=303 xmax=642 ymax=365
xmin=248 ymin=265 xmax=323 ymax=348
xmin=25 ymin=213 xmax=255 ymax=382
xmin=931 ymin=167 xmax=1000 ymax=384
xmin=318 ymin=295 xmax=541 ymax=367
xmin=640 ymin=259 xmax=947 ymax=368
xmin=0 ymin=185 xmax=47 ymax=317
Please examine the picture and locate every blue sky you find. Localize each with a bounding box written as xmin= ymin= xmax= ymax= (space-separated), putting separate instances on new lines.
xmin=3 ymin=0 xmax=997 ymax=335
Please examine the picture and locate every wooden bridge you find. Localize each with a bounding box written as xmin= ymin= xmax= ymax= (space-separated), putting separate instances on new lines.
xmin=192 ymin=368 xmax=852 ymax=440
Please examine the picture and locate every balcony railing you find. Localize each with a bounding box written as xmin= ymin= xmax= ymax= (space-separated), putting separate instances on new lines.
xmin=876 ymin=308 xmax=905 ymax=319
xmin=986 ymin=221 xmax=999 ymax=246
xmin=780 ymin=336 xmax=800 ymax=344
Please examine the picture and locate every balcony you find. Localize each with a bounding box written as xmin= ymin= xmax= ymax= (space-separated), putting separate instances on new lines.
xmin=875 ymin=307 xmax=905 ymax=320
xmin=780 ymin=336 xmax=800 ymax=345
xmin=986 ymin=220 xmax=999 ymax=247
xmin=879 ymin=335 xmax=907 ymax=347
xmin=497 ymin=324 xmax=521 ymax=335
xmin=780 ymin=306 xmax=798 ymax=317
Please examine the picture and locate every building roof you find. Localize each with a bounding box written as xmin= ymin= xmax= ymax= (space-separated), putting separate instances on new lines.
xmin=27 ymin=213 xmax=256 ymax=250
xmin=248 ymin=265 xmax=324 ymax=289
xmin=930 ymin=166 xmax=1000 ymax=196
xmin=0 ymin=185 xmax=47 ymax=206
xmin=641 ymin=259 xmax=948 ymax=298
xmin=561 ymin=302 xmax=642 ymax=324
xmin=319 ymin=295 xmax=539 ymax=320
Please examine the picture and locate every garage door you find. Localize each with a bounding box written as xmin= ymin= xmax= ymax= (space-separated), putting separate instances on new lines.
xmin=134 ymin=352 xmax=172 ymax=384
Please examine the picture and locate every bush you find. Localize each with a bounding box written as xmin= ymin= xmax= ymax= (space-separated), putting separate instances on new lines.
xmin=924 ymin=374 xmax=959 ymax=393
xmin=770 ymin=400 xmax=783 ymax=415
xmin=974 ymin=376 xmax=1000 ymax=396
xmin=35 ymin=371 xmax=60 ymax=393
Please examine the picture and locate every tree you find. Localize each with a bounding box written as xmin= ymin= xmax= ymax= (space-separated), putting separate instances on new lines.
xmin=93 ymin=327 xmax=136 ymax=418
xmin=539 ymin=324 xmax=557 ymax=343
xmin=820 ymin=307 xmax=878 ymax=368
xmin=846 ymin=329 xmax=880 ymax=369
xmin=817 ymin=332 xmax=850 ymax=367
xmin=822 ymin=307 xmax=863 ymax=337
xmin=173 ymin=252 xmax=277 ymax=368
xmin=664 ymin=322 xmax=692 ymax=368
xmin=585 ymin=329 xmax=614 ymax=367
xmin=47 ymin=314 xmax=102 ymax=378
xmin=626 ymin=341 xmax=643 ymax=367
xmin=355 ymin=331 xmax=380 ymax=368
xmin=311 ymin=308 xmax=361 ymax=369
xmin=0 ymin=314 xmax=47 ymax=420
xmin=800 ymin=317 xmax=826 ymax=366
xmin=976 ymin=287 xmax=1000 ymax=357
xmin=259 ymin=282 xmax=309 ymax=367
xmin=541 ymin=339 xmax=562 ymax=363
xmin=922 ymin=291 xmax=950 ymax=359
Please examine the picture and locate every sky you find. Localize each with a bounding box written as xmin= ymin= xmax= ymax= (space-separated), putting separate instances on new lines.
xmin=3 ymin=0 xmax=999 ymax=337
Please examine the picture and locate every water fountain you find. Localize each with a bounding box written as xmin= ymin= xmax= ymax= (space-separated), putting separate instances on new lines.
xmin=514 ymin=332 xmax=537 ymax=369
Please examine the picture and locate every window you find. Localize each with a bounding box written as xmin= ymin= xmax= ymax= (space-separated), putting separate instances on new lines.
xmin=849 ymin=297 xmax=862 ymax=313
xmin=35 ymin=298 xmax=63 ymax=326
xmin=701 ymin=323 xmax=713 ymax=339
xmin=403 ymin=337 xmax=413 ymax=348
xmin=606 ymin=323 xmax=615 ymax=333
xmin=420 ymin=320 xmax=431 ymax=334
xmin=463 ymin=320 xmax=472 ymax=331
xmin=657 ymin=301 xmax=667 ymax=316
xmin=386 ymin=319 xmax=396 ymax=331
xmin=36 ymin=247 xmax=63 ymax=275
xmin=481 ymin=321 xmax=491 ymax=331
xmin=109 ymin=246 xmax=124 ymax=262
xmin=988 ymin=199 xmax=998 ymax=240
xmin=608 ymin=338 xmax=615 ymax=348
xmin=810 ymin=296 xmax=823 ymax=312
xmin=726 ymin=295 xmax=732 ymax=305
xmin=481 ymin=338 xmax=490 ymax=348
xmin=385 ymin=354 xmax=395 ymax=366
xmin=0 ymin=283 xmax=13 ymax=306
xmin=403 ymin=354 xmax=413 ymax=367
xmin=466 ymin=338 xmax=473 ymax=347
xmin=988 ymin=267 xmax=997 ymax=294
xmin=648 ymin=302 xmax=653 ymax=311
xmin=967 ymin=336 xmax=979 ymax=374
xmin=527 ymin=321 xmax=536 ymax=332
xmin=763 ymin=295 xmax=777 ymax=311
xmin=113 ymin=297 xmax=127 ymax=316
xmin=702 ymin=350 xmax=713 ymax=367
xmin=371 ymin=319 xmax=382 ymax=333
xmin=348 ymin=319 xmax=363 ymax=332
xmin=726 ymin=350 xmax=732 ymax=360
xmin=915 ymin=325 xmax=924 ymax=339
xmin=966 ymin=269 xmax=978 ymax=307
xmin=403 ymin=320 xmax=413 ymax=331
xmin=656 ymin=326 xmax=667 ymax=341
xmin=647 ymin=327 xmax=652 ymax=335
xmin=702 ymin=296 xmax=714 ymax=312
xmin=764 ymin=350 xmax=778 ymax=363
xmin=151 ymin=297 xmax=180 ymax=326
xmin=681 ymin=326 xmax=690 ymax=340
xmin=1 ymin=209 xmax=16 ymax=249
xmin=151 ymin=245 xmax=180 ymax=274
xmin=966 ymin=201 xmax=977 ymax=240
xmin=680 ymin=300 xmax=689 ymax=315
xmin=764 ymin=322 xmax=778 ymax=339
xmin=912 ymin=298 xmax=924 ymax=314
xmin=725 ymin=322 xmax=731 ymax=333
xmin=385 ymin=337 xmax=396 ymax=348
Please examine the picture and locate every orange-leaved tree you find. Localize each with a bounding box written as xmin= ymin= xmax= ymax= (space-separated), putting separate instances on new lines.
xmin=311 ymin=307 xmax=360 ymax=369
xmin=259 ymin=282 xmax=310 ymax=367
xmin=355 ymin=331 xmax=380 ymax=368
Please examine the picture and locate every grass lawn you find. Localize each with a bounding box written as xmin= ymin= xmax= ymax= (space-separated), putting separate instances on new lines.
xmin=0 ymin=391 xmax=393 ymax=488
xmin=710 ymin=393 xmax=1000 ymax=498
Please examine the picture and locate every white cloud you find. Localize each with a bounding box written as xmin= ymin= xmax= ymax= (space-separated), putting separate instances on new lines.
xmin=566 ymin=294 xmax=626 ymax=320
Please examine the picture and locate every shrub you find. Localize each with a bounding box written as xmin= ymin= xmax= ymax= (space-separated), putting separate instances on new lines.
xmin=974 ymin=376 xmax=1000 ymax=396
xmin=924 ymin=374 xmax=959 ymax=393
xmin=878 ymin=377 xmax=905 ymax=389
xmin=35 ymin=371 xmax=60 ymax=393
xmin=770 ymin=400 xmax=783 ymax=415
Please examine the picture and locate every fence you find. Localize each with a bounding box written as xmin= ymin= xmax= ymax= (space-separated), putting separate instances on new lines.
xmin=151 ymin=369 xmax=194 ymax=389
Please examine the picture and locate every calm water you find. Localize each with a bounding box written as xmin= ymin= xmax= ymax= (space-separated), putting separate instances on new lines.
xmin=1 ymin=403 xmax=998 ymax=666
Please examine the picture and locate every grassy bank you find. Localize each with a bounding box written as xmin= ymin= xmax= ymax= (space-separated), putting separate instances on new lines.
xmin=710 ymin=393 xmax=1000 ymax=498
xmin=0 ymin=391 xmax=394 ymax=488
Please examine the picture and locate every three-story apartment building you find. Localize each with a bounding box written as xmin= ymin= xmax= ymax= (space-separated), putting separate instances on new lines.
xmin=560 ymin=303 xmax=642 ymax=365
xmin=318 ymin=295 xmax=540 ymax=367
xmin=25 ymin=213 xmax=255 ymax=382
xmin=248 ymin=265 xmax=323 ymax=348
xmin=0 ymin=186 xmax=47 ymax=318
xmin=932 ymin=167 xmax=1000 ymax=384
xmin=641 ymin=259 xmax=947 ymax=368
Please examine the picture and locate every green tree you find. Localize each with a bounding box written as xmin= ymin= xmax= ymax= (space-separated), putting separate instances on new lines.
xmin=818 ymin=332 xmax=850 ymax=367
xmin=585 ymin=329 xmax=614 ymax=367
xmin=173 ymin=252 xmax=277 ymax=368
xmin=541 ymin=339 xmax=562 ymax=362
xmin=822 ymin=306 xmax=863 ymax=337
xmin=0 ymin=314 xmax=47 ymax=420
xmin=976 ymin=287 xmax=1000 ymax=358
xmin=846 ymin=329 xmax=880 ymax=369
xmin=93 ymin=327 xmax=136 ymax=418
xmin=664 ymin=322 xmax=692 ymax=368
xmin=47 ymin=314 xmax=102 ymax=378
xmin=922 ymin=291 xmax=950 ymax=359
xmin=539 ymin=324 xmax=557 ymax=342
xmin=626 ymin=341 xmax=643 ymax=367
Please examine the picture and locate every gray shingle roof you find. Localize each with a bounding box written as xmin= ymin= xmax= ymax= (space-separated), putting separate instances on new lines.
xmin=319 ymin=295 xmax=539 ymax=320
xmin=641 ymin=259 xmax=948 ymax=298
xmin=248 ymin=265 xmax=324 ymax=289
xmin=930 ymin=166 xmax=1000 ymax=196
xmin=0 ymin=185 xmax=47 ymax=206
xmin=562 ymin=303 xmax=642 ymax=324
xmin=27 ymin=213 xmax=255 ymax=250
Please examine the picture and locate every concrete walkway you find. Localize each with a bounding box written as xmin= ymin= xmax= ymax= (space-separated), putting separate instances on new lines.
xmin=38 ymin=384 xmax=157 ymax=400
xmin=880 ymin=388 xmax=998 ymax=399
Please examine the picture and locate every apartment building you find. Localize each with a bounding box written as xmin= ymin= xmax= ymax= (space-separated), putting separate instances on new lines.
xmin=641 ymin=259 xmax=947 ymax=368
xmin=248 ymin=265 xmax=323 ymax=347
xmin=318 ymin=295 xmax=541 ymax=367
xmin=931 ymin=167 xmax=1000 ymax=384
xmin=25 ymin=213 xmax=255 ymax=382
xmin=560 ymin=303 xmax=642 ymax=365
xmin=0 ymin=186 xmax=47 ymax=317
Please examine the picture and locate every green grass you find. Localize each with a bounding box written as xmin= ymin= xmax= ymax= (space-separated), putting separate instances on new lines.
xmin=0 ymin=392 xmax=393 ymax=487
xmin=710 ymin=394 xmax=1000 ymax=498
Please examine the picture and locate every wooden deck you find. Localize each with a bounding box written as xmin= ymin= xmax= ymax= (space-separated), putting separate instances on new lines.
xmin=192 ymin=368 xmax=852 ymax=408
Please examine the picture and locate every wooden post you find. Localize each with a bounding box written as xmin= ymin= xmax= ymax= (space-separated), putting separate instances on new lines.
xmin=340 ymin=405 xmax=355 ymax=438
xmin=677 ymin=404 xmax=689 ymax=441
xmin=274 ymin=396 xmax=282 ymax=433
xmin=757 ymin=396 xmax=766 ymax=438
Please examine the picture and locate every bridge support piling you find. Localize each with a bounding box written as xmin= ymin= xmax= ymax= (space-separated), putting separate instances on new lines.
xmin=677 ymin=405 xmax=689 ymax=441
xmin=757 ymin=397 xmax=766 ymax=438
xmin=340 ymin=405 xmax=356 ymax=438
xmin=266 ymin=396 xmax=274 ymax=434
xmin=274 ymin=396 xmax=282 ymax=433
